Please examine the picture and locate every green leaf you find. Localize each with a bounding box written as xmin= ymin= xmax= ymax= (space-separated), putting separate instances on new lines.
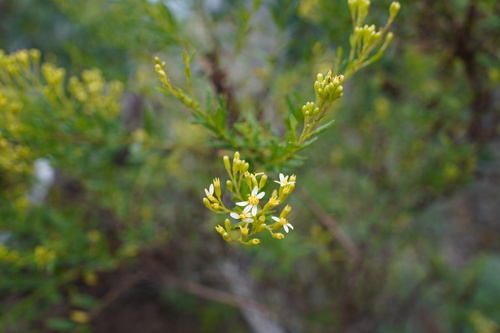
xmin=298 ymin=137 xmax=318 ymax=151
xmin=46 ymin=317 xmax=77 ymax=332
xmin=70 ymin=293 xmax=97 ymax=309
xmin=213 ymin=97 xmax=228 ymax=131
xmin=283 ymin=114 xmax=297 ymax=143
xmin=315 ymin=119 xmax=335 ymax=135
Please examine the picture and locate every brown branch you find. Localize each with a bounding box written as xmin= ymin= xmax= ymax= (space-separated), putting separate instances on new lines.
xmin=194 ymin=1 xmax=240 ymax=128
xmin=199 ymin=51 xmax=240 ymax=128
xmin=295 ymin=185 xmax=360 ymax=262
xmin=88 ymin=272 xmax=145 ymax=320
xmin=160 ymin=271 xmax=273 ymax=315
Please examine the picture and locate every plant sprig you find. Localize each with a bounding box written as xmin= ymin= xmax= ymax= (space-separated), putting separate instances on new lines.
xmin=154 ymin=1 xmax=401 ymax=172
xmin=203 ymin=152 xmax=296 ymax=245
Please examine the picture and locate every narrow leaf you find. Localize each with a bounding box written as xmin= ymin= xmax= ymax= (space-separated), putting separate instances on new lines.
xmin=315 ymin=119 xmax=335 ymax=135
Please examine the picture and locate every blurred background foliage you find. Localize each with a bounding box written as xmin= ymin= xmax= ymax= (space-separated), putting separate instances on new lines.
xmin=1 ymin=0 xmax=499 ymax=332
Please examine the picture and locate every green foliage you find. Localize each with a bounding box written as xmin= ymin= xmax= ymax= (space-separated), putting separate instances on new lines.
xmin=154 ymin=0 xmax=399 ymax=172
xmin=1 ymin=0 xmax=499 ymax=332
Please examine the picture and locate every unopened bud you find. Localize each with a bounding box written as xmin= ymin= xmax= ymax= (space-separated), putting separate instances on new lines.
xmin=255 ymin=223 xmax=267 ymax=233
xmin=246 ymin=238 xmax=260 ymax=245
xmin=386 ymin=32 xmax=394 ymax=43
xmin=213 ymin=178 xmax=221 ymax=197
xmin=223 ymin=156 xmax=231 ymax=174
xmin=224 ymin=219 xmax=231 ymax=231
xmin=389 ymin=2 xmax=401 ymax=20
xmin=240 ymin=226 xmax=249 ymax=238
xmin=203 ymin=198 xmax=211 ymax=209
xmin=232 ymin=152 xmax=240 ymax=171
xmin=215 ymin=225 xmax=225 ymax=234
xmin=259 ymin=174 xmax=268 ymax=189
xmin=280 ymin=205 xmax=292 ymax=219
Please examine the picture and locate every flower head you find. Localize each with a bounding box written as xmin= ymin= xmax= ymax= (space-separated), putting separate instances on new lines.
xmin=204 ymin=184 xmax=215 ymax=200
xmin=230 ymin=205 xmax=254 ymax=223
xmin=236 ymin=186 xmax=265 ymax=216
xmin=275 ymin=173 xmax=296 ymax=187
xmin=272 ymin=216 xmax=294 ymax=233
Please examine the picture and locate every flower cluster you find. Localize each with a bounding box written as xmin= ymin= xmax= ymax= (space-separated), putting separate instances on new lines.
xmin=203 ymin=152 xmax=296 ymax=245
xmin=345 ymin=0 xmax=400 ymax=77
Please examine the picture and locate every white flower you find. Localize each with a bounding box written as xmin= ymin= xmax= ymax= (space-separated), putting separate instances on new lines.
xmin=204 ymin=184 xmax=215 ymax=200
xmin=274 ymin=173 xmax=295 ymax=187
xmin=272 ymin=216 xmax=294 ymax=233
xmin=236 ymin=186 xmax=265 ymax=216
xmin=230 ymin=205 xmax=254 ymax=223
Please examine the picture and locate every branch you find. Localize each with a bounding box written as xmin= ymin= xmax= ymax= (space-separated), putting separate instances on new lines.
xmin=296 ymin=185 xmax=360 ymax=262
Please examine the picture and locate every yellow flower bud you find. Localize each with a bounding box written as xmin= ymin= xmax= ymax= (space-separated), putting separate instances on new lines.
xmin=348 ymin=0 xmax=357 ymax=13
xmin=215 ymin=225 xmax=225 ymax=234
xmin=259 ymin=174 xmax=267 ymax=189
xmin=386 ymin=32 xmax=394 ymax=43
xmin=251 ymin=174 xmax=258 ymax=188
xmin=225 ymin=219 xmax=232 ymax=232
xmin=232 ymin=152 xmax=240 ymax=172
xmin=255 ymin=223 xmax=267 ymax=233
xmin=262 ymin=196 xmax=280 ymax=211
xmin=389 ymin=2 xmax=401 ymax=20
xmin=223 ymin=155 xmax=231 ymax=174
xmin=272 ymin=233 xmax=285 ymax=239
xmin=213 ymin=178 xmax=221 ymax=197
xmin=245 ymin=238 xmax=260 ymax=245
xmin=70 ymin=310 xmax=89 ymax=324
xmin=240 ymin=226 xmax=249 ymax=238
xmin=203 ymin=198 xmax=211 ymax=209
xmin=280 ymin=205 xmax=292 ymax=219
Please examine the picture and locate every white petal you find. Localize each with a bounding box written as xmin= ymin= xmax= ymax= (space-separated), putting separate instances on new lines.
xmin=251 ymin=205 xmax=258 ymax=216
xmin=204 ymin=188 xmax=210 ymax=197
xmin=236 ymin=201 xmax=248 ymax=206
xmin=256 ymin=191 xmax=265 ymax=199
xmin=243 ymin=217 xmax=254 ymax=223
xmin=284 ymin=225 xmax=289 ymax=233
xmin=209 ymin=184 xmax=214 ymax=194
xmin=251 ymin=186 xmax=259 ymax=196
xmin=279 ymin=173 xmax=285 ymax=181
xmin=272 ymin=216 xmax=280 ymax=222
xmin=243 ymin=205 xmax=253 ymax=214
xmin=230 ymin=212 xmax=240 ymax=219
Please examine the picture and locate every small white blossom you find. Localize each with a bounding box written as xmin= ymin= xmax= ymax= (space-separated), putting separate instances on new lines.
xmin=274 ymin=173 xmax=295 ymax=187
xmin=236 ymin=186 xmax=265 ymax=216
xmin=204 ymin=184 xmax=215 ymax=199
xmin=230 ymin=205 xmax=254 ymax=223
xmin=272 ymin=216 xmax=294 ymax=233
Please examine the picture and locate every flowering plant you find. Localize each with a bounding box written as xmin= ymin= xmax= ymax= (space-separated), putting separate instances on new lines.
xmin=203 ymin=152 xmax=296 ymax=245
xmin=154 ymin=0 xmax=401 ymax=244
